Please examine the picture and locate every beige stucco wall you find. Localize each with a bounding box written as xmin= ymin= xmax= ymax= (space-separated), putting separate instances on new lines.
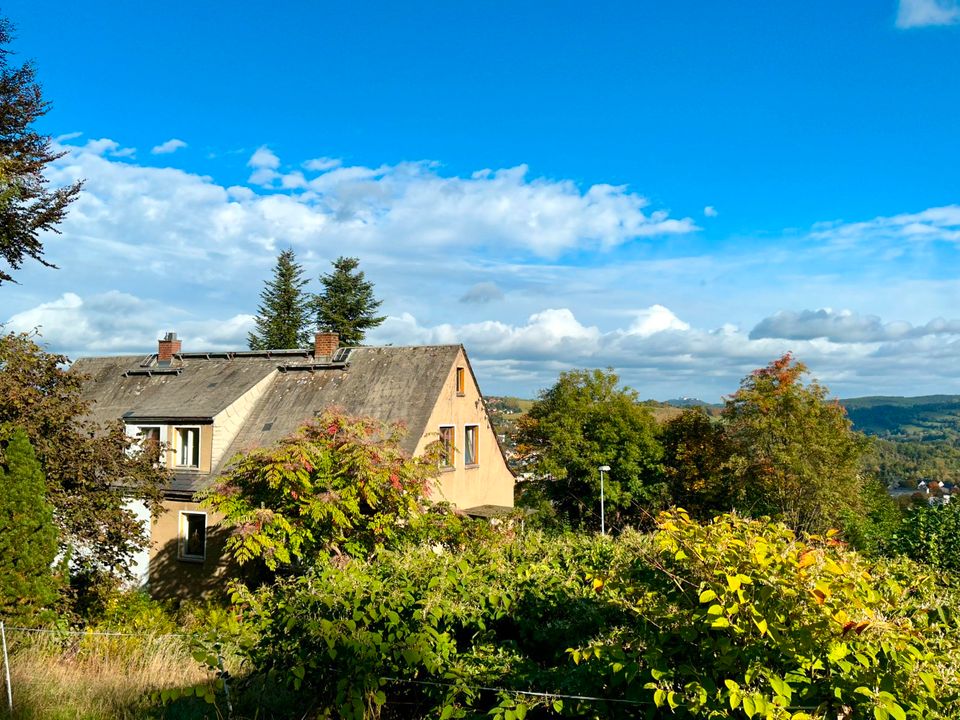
xmin=417 ymin=348 xmax=515 ymax=509
xmin=148 ymin=499 xmax=232 ymax=599
xmin=211 ymin=369 xmax=278 ymax=468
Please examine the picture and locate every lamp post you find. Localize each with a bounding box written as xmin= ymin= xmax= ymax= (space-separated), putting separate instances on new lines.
xmin=599 ymin=465 xmax=611 ymax=535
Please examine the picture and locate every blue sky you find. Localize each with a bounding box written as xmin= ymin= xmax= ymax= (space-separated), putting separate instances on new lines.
xmin=3 ymin=0 xmax=960 ymax=400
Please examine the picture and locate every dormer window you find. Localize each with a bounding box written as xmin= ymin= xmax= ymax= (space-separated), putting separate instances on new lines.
xmin=176 ymin=427 xmax=200 ymax=468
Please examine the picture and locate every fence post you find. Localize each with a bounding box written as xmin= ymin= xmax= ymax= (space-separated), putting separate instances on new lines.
xmin=1 ymin=621 xmax=12 ymax=716
xmin=217 ymin=649 xmax=232 ymax=719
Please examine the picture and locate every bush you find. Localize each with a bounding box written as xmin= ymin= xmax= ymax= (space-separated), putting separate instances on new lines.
xmin=174 ymin=512 xmax=960 ymax=719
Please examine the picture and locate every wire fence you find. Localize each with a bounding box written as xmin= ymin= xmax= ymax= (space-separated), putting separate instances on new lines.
xmin=0 ymin=621 xmax=824 ymax=718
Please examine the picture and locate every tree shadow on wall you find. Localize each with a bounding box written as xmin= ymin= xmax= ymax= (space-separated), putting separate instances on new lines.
xmin=147 ymin=525 xmax=266 ymax=603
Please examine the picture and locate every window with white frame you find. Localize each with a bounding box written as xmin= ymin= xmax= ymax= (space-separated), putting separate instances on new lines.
xmin=137 ymin=426 xmax=162 ymax=461
xmin=178 ymin=511 xmax=206 ymax=561
xmin=125 ymin=424 xmax=166 ymax=462
xmin=175 ymin=426 xmax=201 ymax=468
xmin=439 ymin=425 xmax=455 ymax=468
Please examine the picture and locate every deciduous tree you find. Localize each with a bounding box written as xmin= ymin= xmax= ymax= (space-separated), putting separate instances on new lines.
xmin=0 ymin=331 xmax=168 ymax=596
xmin=248 ymin=248 xmax=312 ymax=350
xmin=722 ymin=353 xmax=869 ymax=534
xmin=0 ymin=18 xmax=82 ymax=284
xmin=660 ymin=407 xmax=735 ymax=518
xmin=312 ymin=256 xmax=385 ymax=346
xmin=514 ymin=369 xmax=664 ymax=529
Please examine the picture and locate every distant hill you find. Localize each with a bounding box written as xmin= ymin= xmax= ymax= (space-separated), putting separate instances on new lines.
xmin=839 ymin=395 xmax=960 ymax=443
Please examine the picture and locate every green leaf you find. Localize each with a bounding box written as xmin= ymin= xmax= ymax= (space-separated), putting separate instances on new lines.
xmin=887 ymin=704 xmax=906 ymax=720
xmin=699 ymin=589 xmax=717 ymax=603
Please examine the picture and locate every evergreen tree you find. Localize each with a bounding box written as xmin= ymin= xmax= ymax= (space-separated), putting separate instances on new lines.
xmin=0 ymin=17 xmax=83 ymax=284
xmin=312 ymin=256 xmax=385 ymax=347
xmin=0 ymin=426 xmax=59 ymax=620
xmin=248 ymin=248 xmax=311 ymax=350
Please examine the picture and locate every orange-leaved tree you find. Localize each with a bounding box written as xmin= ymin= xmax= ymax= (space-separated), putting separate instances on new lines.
xmin=722 ymin=353 xmax=870 ymax=534
xmin=199 ymin=410 xmax=440 ymax=569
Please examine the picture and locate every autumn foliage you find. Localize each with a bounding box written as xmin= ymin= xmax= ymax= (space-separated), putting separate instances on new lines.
xmin=200 ymin=409 xmax=441 ymax=568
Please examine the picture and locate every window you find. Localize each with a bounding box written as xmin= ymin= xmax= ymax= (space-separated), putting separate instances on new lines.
xmin=176 ymin=427 xmax=200 ymax=468
xmin=137 ymin=426 xmax=162 ymax=460
xmin=455 ymin=367 xmax=465 ymax=395
xmin=178 ymin=511 xmax=206 ymax=562
xmin=464 ymin=425 xmax=479 ymax=466
xmin=439 ymin=425 xmax=455 ymax=468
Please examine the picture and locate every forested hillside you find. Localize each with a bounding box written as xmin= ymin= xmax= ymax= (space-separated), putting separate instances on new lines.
xmin=840 ymin=395 xmax=960 ymax=442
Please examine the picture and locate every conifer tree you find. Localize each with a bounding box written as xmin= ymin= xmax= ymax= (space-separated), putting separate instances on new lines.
xmin=312 ymin=256 xmax=385 ymax=347
xmin=0 ymin=426 xmax=59 ymax=620
xmin=248 ymin=248 xmax=311 ymax=350
xmin=0 ymin=17 xmax=83 ymax=284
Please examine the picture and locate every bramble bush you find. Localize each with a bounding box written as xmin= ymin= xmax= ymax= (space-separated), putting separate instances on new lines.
xmin=168 ymin=511 xmax=960 ymax=719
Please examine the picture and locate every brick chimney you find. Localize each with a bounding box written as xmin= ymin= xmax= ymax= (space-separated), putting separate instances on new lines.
xmin=157 ymin=332 xmax=182 ymax=364
xmin=314 ymin=331 xmax=339 ymax=359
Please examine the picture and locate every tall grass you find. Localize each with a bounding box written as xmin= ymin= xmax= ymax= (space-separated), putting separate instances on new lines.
xmin=0 ymin=629 xmax=217 ymax=720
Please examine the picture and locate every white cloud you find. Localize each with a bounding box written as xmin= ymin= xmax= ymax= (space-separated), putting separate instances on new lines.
xmin=626 ymin=304 xmax=690 ymax=336
xmin=704 ymin=205 xmax=718 ymax=217
xmin=248 ymin=146 xmax=282 ymax=185
xmin=151 ymin=138 xmax=188 ymax=155
xmin=12 ymin=138 xmax=960 ymax=401
xmin=249 ymin=146 xmax=281 ymax=169
xmin=81 ymin=138 xmax=137 ymax=158
xmin=897 ymin=0 xmax=960 ymax=27
xmin=5 ymin=291 xmax=254 ymax=357
xmin=304 ymin=157 xmax=342 ymax=172
xmin=807 ymin=205 xmax=960 ymax=254
xmin=370 ymin=306 xmax=960 ymax=399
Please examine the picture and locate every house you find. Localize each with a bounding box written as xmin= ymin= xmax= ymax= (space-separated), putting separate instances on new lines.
xmin=73 ymin=331 xmax=514 ymax=597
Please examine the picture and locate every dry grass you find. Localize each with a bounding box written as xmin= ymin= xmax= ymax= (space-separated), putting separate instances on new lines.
xmin=0 ymin=630 xmax=217 ymax=720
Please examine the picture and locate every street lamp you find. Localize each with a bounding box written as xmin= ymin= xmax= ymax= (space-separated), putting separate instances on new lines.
xmin=598 ymin=465 xmax=611 ymax=535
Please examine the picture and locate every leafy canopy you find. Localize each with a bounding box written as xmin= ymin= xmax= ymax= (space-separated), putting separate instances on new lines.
xmin=248 ymin=248 xmax=312 ymax=350
xmin=0 ymin=331 xmax=168 ymax=594
xmin=514 ymin=368 xmax=664 ymax=530
xmin=722 ymin=353 xmax=871 ymax=534
xmin=199 ymin=410 xmax=440 ymax=569
xmin=312 ymin=256 xmax=385 ymax=347
xmin=176 ymin=512 xmax=960 ymax=719
xmin=0 ymin=17 xmax=82 ymax=284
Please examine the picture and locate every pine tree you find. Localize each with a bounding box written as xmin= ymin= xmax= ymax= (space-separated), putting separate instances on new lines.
xmin=0 ymin=426 xmax=59 ymax=620
xmin=312 ymin=256 xmax=385 ymax=347
xmin=0 ymin=17 xmax=83 ymax=284
xmin=248 ymin=248 xmax=311 ymax=350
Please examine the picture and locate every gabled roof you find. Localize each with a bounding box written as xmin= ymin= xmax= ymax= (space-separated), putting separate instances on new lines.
xmin=214 ymin=345 xmax=461 ymax=468
xmin=73 ymin=355 xmax=281 ymax=421
xmin=72 ymin=345 xmax=464 ymax=496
